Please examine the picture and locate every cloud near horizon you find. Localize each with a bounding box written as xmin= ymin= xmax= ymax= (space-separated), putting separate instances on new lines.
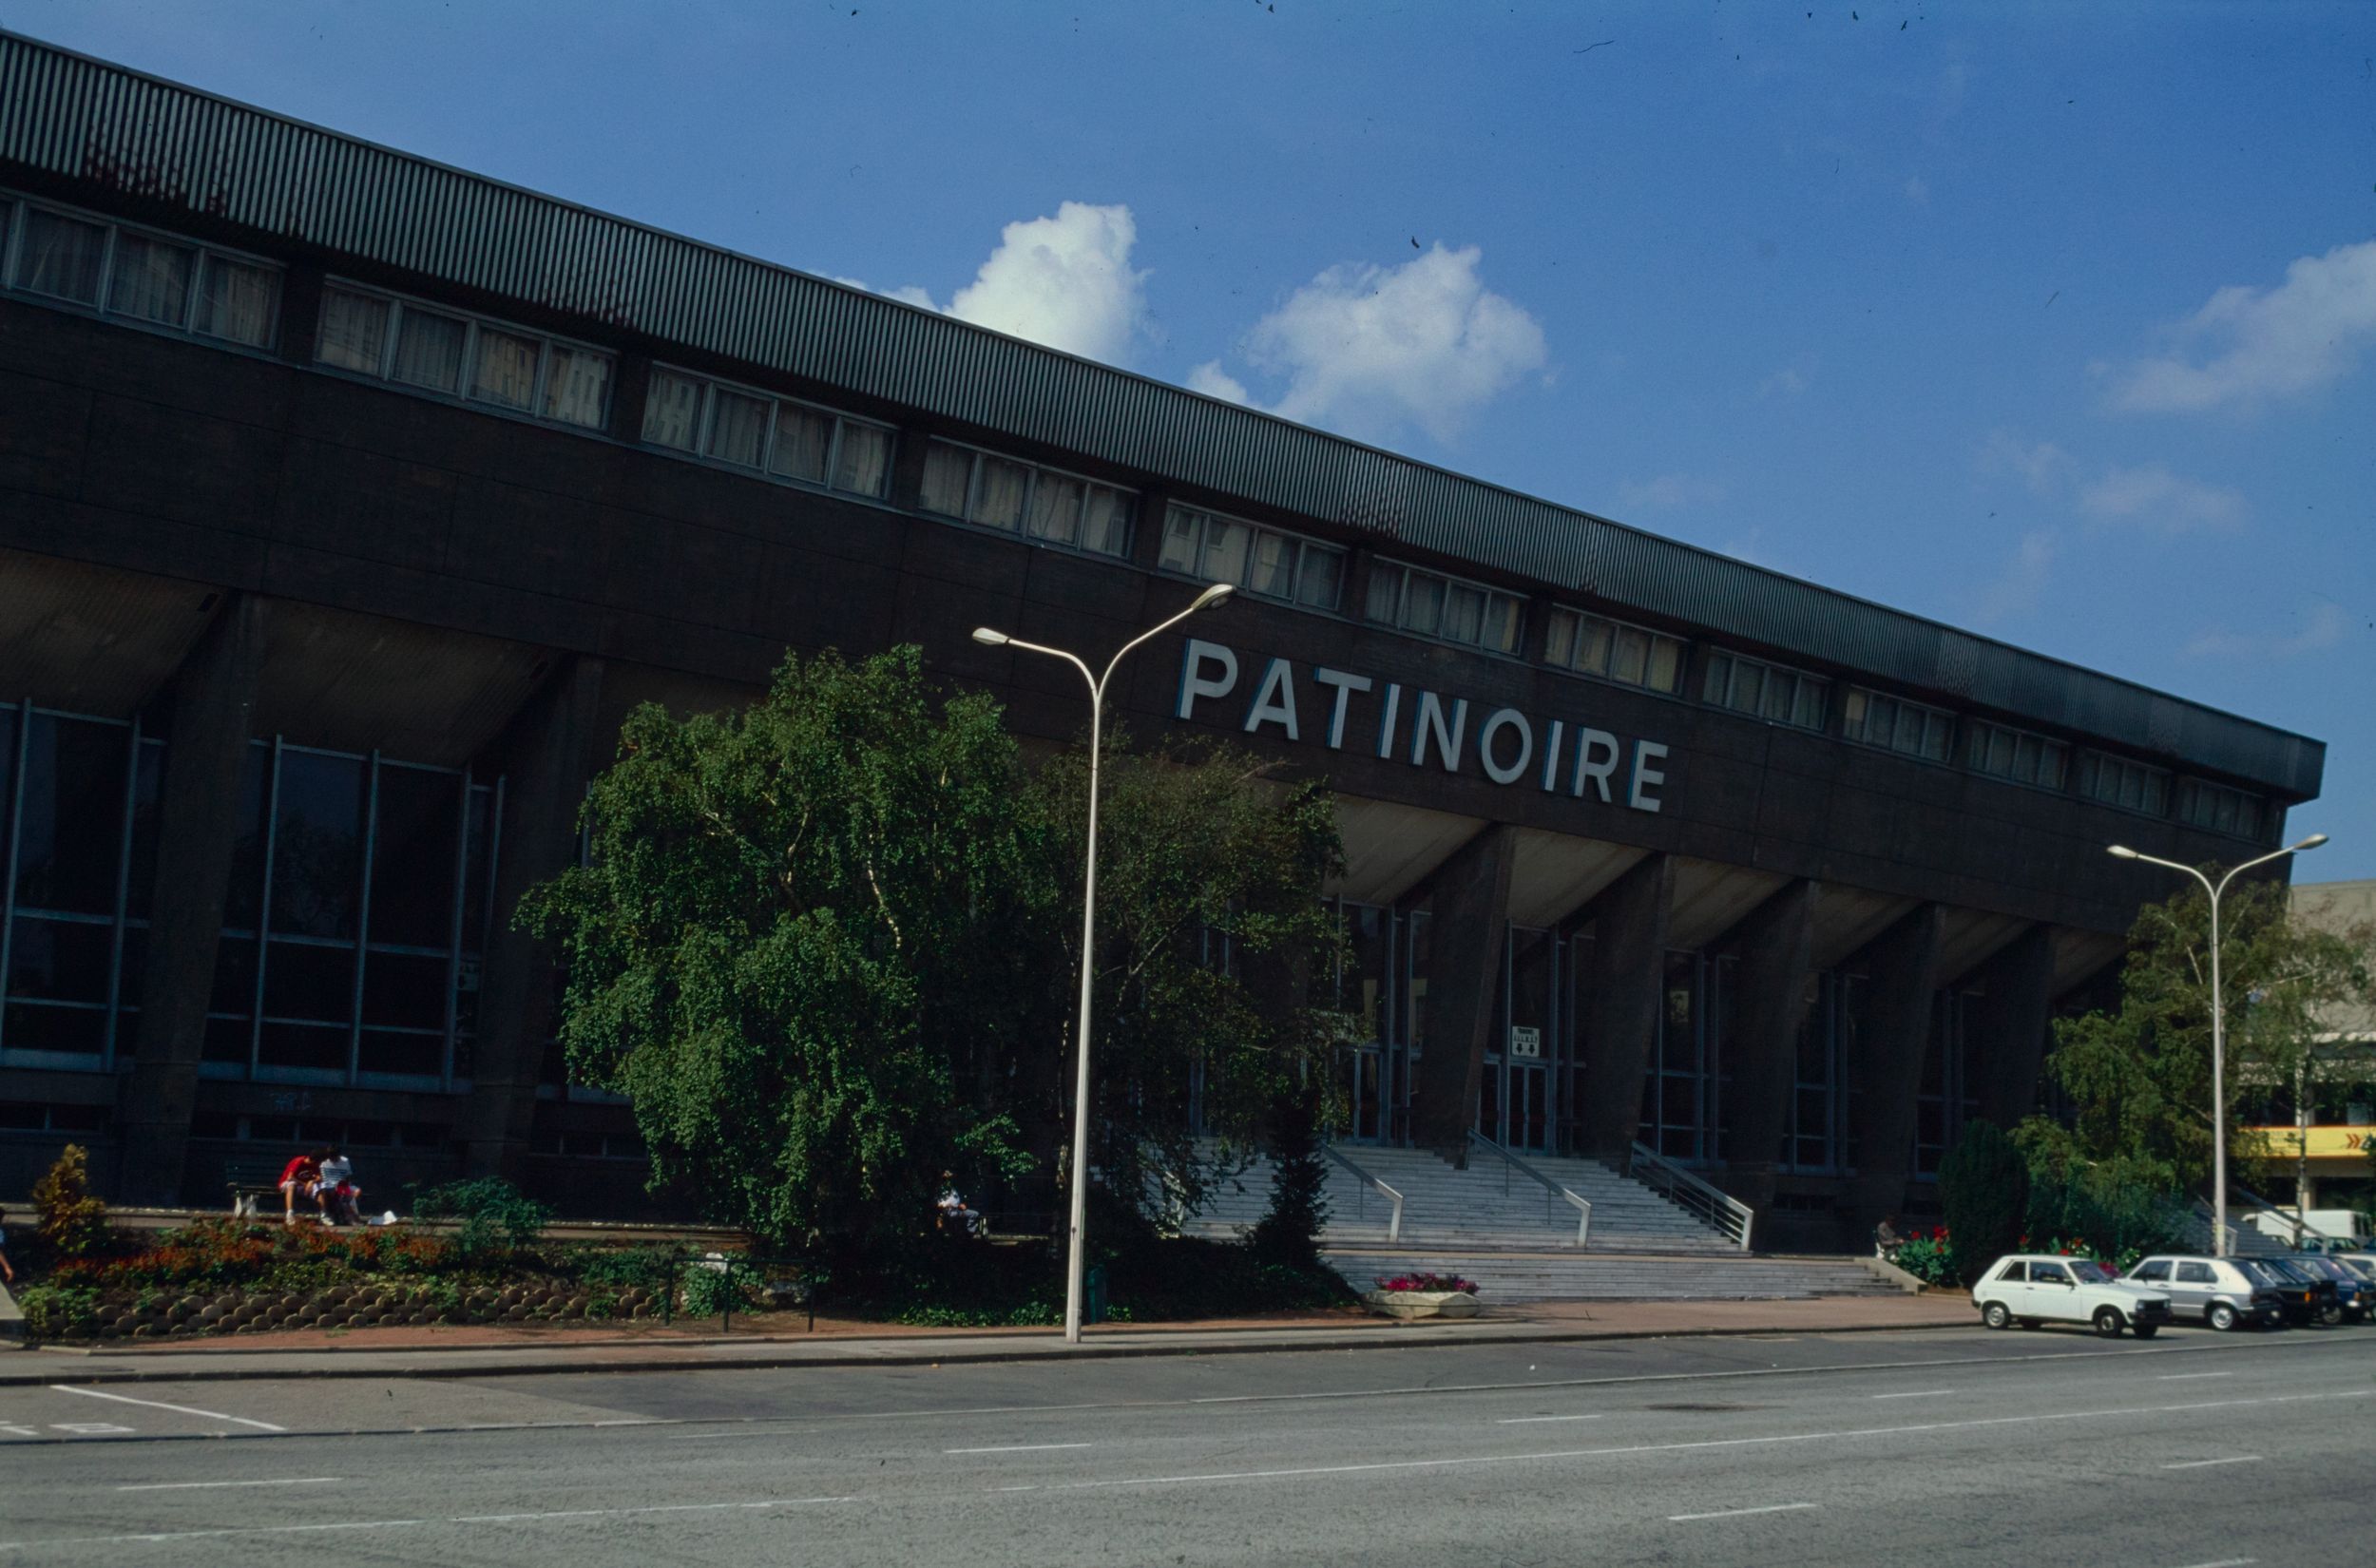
xmin=2109 ymin=238 xmax=2376 ymax=413
xmin=2077 ymin=464 xmax=2249 ymax=532
xmin=2183 ymin=601 xmax=2349 ymax=661
xmin=1189 ymin=243 xmax=1547 ymax=444
xmin=841 ymin=201 xmax=1149 ymax=366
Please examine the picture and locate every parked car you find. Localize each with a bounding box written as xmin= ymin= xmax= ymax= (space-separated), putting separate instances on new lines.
xmin=2286 ymin=1253 xmax=2371 ymax=1323
xmin=2125 ymin=1255 xmax=2286 ymax=1331
xmin=2332 ymin=1253 xmax=2376 ymax=1283
xmin=1972 ymin=1254 xmax=2172 ymax=1337
xmin=2237 ymin=1257 xmax=2331 ymax=1326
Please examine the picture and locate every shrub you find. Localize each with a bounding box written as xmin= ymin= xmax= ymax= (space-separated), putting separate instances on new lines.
xmin=31 ymin=1144 xmax=113 ymax=1260
xmin=15 ymin=1284 xmax=100 ymax=1339
xmin=1887 ymin=1229 xmax=1959 ymax=1287
xmin=1939 ymin=1119 xmax=2028 ymax=1284
xmin=410 ymin=1177 xmax=551 ymax=1259
xmin=1248 ymin=1083 xmax=1331 ymax=1269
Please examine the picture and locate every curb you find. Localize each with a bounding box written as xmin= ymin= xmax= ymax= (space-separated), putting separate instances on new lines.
xmin=0 ymin=1313 xmax=1978 ymax=1386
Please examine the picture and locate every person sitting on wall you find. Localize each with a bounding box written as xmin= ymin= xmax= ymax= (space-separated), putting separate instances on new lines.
xmin=1872 ymin=1214 xmax=1905 ymax=1259
xmin=278 ymin=1149 xmax=321 ymax=1226
xmin=937 ymin=1173 xmax=984 ymax=1237
xmin=314 ymin=1145 xmax=362 ymax=1227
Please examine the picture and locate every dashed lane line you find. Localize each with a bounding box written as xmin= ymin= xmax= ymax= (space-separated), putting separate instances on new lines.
xmin=117 ymin=1478 xmax=340 ymax=1492
xmin=50 ymin=1386 xmax=284 ymax=1432
xmin=943 ymin=1443 xmax=1094 ymax=1455
xmin=1497 ymin=1414 xmax=1606 ymax=1425
xmin=2161 ymin=1455 xmax=2263 ymax=1470
xmin=1669 ymin=1502 xmax=1817 ymax=1522
xmin=0 ymin=1496 xmax=854 ymax=1552
xmin=1868 ymin=1389 xmax=1954 ymax=1400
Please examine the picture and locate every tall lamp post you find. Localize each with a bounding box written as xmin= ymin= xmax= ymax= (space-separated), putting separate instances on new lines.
xmin=973 ymin=582 xmax=1236 ymax=1343
xmin=2106 ymin=832 xmax=2328 ymax=1252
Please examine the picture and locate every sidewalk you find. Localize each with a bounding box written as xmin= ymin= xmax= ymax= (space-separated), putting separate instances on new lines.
xmin=1 ymin=1292 xmax=1977 ymax=1385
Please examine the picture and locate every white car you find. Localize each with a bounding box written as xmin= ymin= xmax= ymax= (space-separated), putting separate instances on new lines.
xmin=1972 ymin=1253 xmax=2174 ymax=1338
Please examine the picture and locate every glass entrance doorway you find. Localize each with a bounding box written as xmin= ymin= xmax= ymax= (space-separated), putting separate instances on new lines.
xmin=1504 ymin=1061 xmax=1550 ymax=1151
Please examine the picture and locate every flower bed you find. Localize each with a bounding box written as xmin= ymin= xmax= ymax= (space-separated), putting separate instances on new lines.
xmin=1362 ymin=1271 xmax=1482 ymax=1321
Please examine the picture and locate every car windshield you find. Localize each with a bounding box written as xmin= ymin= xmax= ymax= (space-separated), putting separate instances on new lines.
xmin=2068 ymin=1260 xmax=2117 ymax=1284
xmin=2237 ymin=1261 xmax=2285 ymax=1285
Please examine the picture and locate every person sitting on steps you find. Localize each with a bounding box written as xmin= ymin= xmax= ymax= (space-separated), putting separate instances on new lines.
xmin=278 ymin=1148 xmax=321 ymax=1226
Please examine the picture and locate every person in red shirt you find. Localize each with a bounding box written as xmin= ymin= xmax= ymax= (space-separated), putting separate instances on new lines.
xmin=278 ymin=1150 xmax=320 ymax=1227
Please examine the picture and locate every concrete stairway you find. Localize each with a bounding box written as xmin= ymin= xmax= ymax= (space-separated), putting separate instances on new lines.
xmin=1323 ymin=1247 xmax=1905 ymax=1303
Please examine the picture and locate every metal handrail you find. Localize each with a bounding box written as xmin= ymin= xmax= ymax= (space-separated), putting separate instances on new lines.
xmin=1467 ymin=1131 xmax=1591 ymax=1247
xmin=2229 ymin=1181 xmax=2327 ymax=1247
xmin=1321 ymin=1143 xmax=1404 ymax=1243
xmin=1628 ymin=1140 xmax=1755 ymax=1252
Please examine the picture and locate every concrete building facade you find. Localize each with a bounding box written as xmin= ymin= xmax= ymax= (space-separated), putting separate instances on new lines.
xmin=0 ymin=33 xmax=2327 ymax=1245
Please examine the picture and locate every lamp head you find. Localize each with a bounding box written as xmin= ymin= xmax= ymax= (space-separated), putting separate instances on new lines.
xmin=970 ymin=627 xmax=1011 ymax=647
xmin=1191 ymin=583 xmax=1236 ymax=611
xmin=2292 ymin=833 xmax=2329 ymax=851
xmin=2106 ymin=845 xmax=2138 ymax=860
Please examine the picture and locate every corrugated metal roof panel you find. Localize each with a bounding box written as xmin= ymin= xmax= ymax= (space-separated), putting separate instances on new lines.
xmin=0 ymin=29 xmax=2323 ymax=798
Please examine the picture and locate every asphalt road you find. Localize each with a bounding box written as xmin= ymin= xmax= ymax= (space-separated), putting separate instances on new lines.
xmin=3 ymin=1323 xmax=2370 ymax=1566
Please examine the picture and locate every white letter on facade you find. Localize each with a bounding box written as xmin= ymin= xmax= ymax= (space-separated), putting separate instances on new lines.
xmin=1479 ymin=708 xmax=1533 ymax=786
xmin=1375 ymin=682 xmax=1403 ymax=759
xmin=1629 ymin=740 xmax=1669 ymax=813
xmin=1313 ymin=667 xmax=1373 ymax=750
xmin=1572 ymin=728 xmax=1620 ymax=802
xmin=1541 ymin=719 xmax=1565 ymax=791
xmin=1411 ymin=692 xmax=1468 ymax=773
xmin=1176 ymin=639 xmax=1238 ymax=720
xmin=1243 ymin=658 xmax=1300 ymax=740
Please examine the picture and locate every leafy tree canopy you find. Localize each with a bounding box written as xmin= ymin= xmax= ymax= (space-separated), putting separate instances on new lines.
xmin=523 ymin=646 xmax=1353 ymax=1247
xmin=2021 ymin=877 xmax=2374 ymax=1199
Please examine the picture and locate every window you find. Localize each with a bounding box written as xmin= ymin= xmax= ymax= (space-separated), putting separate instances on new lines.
xmin=1159 ymin=505 xmax=1346 ymax=609
xmin=2133 ymin=1259 xmax=2171 ymax=1282
xmin=1370 ymin=562 xmax=1523 ymax=654
xmin=2176 ymin=1260 xmax=2216 ymax=1285
xmin=1967 ymin=720 xmax=2069 ymax=791
xmin=1704 ymin=649 xmax=1827 ymax=728
xmin=316 ymin=282 xmax=610 ymax=431
xmin=639 ymin=366 xmax=895 ymax=499
xmin=2031 ymin=1261 xmax=2071 ymax=1286
xmin=0 ymin=192 xmax=279 ymax=348
xmin=1544 ymin=607 xmax=1686 ymax=694
xmin=2077 ymin=751 xmax=2171 ymax=816
xmin=2177 ymin=778 xmax=2265 ymax=840
xmin=916 ymin=439 xmax=1134 ymax=559
xmin=1842 ymin=687 xmax=1953 ymax=761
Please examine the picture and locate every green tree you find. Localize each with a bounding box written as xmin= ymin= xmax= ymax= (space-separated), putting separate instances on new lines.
xmin=522 ymin=647 xmax=1051 ymax=1246
xmin=2022 ymin=878 xmax=2374 ymax=1206
xmin=1937 ymin=1119 xmax=2027 ymax=1282
xmin=1248 ymin=1078 xmax=1332 ymax=1269
xmin=31 ymin=1143 xmax=112 ymax=1260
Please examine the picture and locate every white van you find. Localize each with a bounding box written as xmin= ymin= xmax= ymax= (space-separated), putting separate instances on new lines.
xmin=2242 ymin=1210 xmax=2370 ymax=1247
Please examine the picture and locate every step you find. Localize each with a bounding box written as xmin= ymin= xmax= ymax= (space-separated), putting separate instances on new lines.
xmin=1325 ymin=1248 xmax=1900 ymax=1303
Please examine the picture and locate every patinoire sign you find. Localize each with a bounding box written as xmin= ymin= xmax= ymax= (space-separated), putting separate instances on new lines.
xmin=1174 ymin=639 xmax=1672 ymax=814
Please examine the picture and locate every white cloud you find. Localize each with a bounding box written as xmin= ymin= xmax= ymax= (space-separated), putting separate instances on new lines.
xmin=1619 ymin=473 xmax=1728 ymax=511
xmin=1903 ymin=176 xmax=1929 ymax=204
xmin=834 ymin=201 xmax=1149 ymax=366
xmin=2110 ymin=239 xmax=2376 ymax=412
xmin=1973 ymin=529 xmax=2060 ymax=625
xmin=2078 ymin=465 xmax=2248 ymax=532
xmin=1199 ymin=244 xmax=1547 ymax=443
xmin=2183 ymin=602 xmax=2349 ymax=661
xmin=1186 ymin=361 xmax=1251 ymax=405
xmin=1757 ymin=354 xmax=1816 ymax=399
xmin=1980 ymin=430 xmax=2078 ymax=494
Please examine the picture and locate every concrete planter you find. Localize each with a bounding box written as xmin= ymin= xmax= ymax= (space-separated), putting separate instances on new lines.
xmin=1362 ymin=1289 xmax=1482 ymax=1321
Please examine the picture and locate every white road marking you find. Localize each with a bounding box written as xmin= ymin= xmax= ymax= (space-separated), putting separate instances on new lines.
xmin=50 ymin=1385 xmax=285 ymax=1432
xmin=1869 ymin=1389 xmax=1954 ymax=1400
xmin=1498 ymin=1414 xmax=1606 ymax=1425
xmin=2158 ymin=1371 xmax=2235 ymax=1381
xmin=945 ymin=1443 xmax=1094 ymax=1455
xmin=50 ymin=1425 xmax=133 ymax=1437
xmin=0 ymin=1426 xmax=35 ymax=1438
xmin=0 ymin=1497 xmax=853 ymax=1551
xmin=1669 ymin=1502 xmax=1817 ymax=1522
xmin=2161 ymin=1455 xmax=2262 ymax=1470
xmin=2171 ymin=1558 xmax=2255 ymax=1567
xmin=117 ymin=1478 xmax=339 ymax=1492
xmin=993 ymin=1387 xmax=2374 ymax=1495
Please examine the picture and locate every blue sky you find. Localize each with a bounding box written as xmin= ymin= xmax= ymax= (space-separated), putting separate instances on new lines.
xmin=22 ymin=1 xmax=2375 ymax=877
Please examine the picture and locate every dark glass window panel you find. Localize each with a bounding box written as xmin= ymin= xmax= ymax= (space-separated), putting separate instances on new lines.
xmin=262 ymin=938 xmax=355 ymax=1025
xmin=316 ymin=288 xmax=389 ymax=373
xmin=833 ymin=421 xmax=893 ymax=498
xmin=258 ymin=1021 xmax=348 ymax=1074
xmin=269 ymin=750 xmax=366 ymax=940
xmin=359 ymin=1029 xmax=442 ymax=1080
xmin=125 ymin=740 xmax=163 ymax=920
xmin=971 ymin=457 xmax=1028 ymax=530
xmin=18 ymin=209 xmax=106 ymax=303
xmin=369 ymin=765 xmax=459 ymax=948
xmin=1080 ymin=487 xmax=1130 ymax=556
xmin=1026 ymin=472 xmax=1084 ymax=546
xmin=1297 ymin=545 xmax=1344 ymax=610
xmin=1159 ymin=508 xmax=1200 ymax=573
xmin=6 ymin=915 xmax=114 ymax=1004
xmin=210 ymin=935 xmax=257 ymax=1016
xmin=452 ymin=961 xmax=480 ymax=1035
xmin=451 ymin=1033 xmax=476 ymax=1080
xmin=769 ymin=403 xmax=832 ymax=483
xmin=390 ymin=307 xmax=467 ymax=392
xmin=201 ymin=1015 xmax=252 ymax=1066
xmin=0 ymin=706 xmax=14 ymax=892
xmin=14 ymin=715 xmax=128 ymax=916
xmin=112 ymin=1000 xmax=140 ymax=1060
xmin=193 ymin=257 xmax=276 ymax=346
xmin=704 ymin=388 xmax=769 ymax=467
xmin=460 ymin=788 xmax=494 ymax=953
xmin=4 ymin=1003 xmax=105 ymax=1057
xmin=106 ymin=232 xmax=194 ymax=325
xmin=919 ymin=442 xmax=972 ymax=516
xmin=363 ymin=950 xmax=450 ymax=1030
xmin=223 ymin=745 xmax=272 ymax=929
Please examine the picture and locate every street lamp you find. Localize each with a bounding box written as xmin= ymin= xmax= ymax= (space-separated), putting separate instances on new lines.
xmin=2106 ymin=832 xmax=2329 ymax=1253
xmin=973 ymin=581 xmax=1236 ymax=1343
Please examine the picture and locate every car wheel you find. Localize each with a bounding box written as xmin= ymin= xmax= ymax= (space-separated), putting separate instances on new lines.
xmin=2208 ymin=1302 xmax=2238 ymax=1332
xmin=1982 ymin=1301 xmax=2011 ymax=1330
xmin=2318 ymin=1303 xmax=2344 ymax=1327
xmin=2092 ymin=1307 xmax=2125 ymax=1338
xmin=2132 ymin=1324 xmax=2159 ymax=1339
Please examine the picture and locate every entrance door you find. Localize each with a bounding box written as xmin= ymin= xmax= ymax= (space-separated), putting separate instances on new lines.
xmin=1348 ymin=1046 xmax=1384 ymax=1141
xmin=1507 ymin=1062 xmax=1551 ymax=1152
